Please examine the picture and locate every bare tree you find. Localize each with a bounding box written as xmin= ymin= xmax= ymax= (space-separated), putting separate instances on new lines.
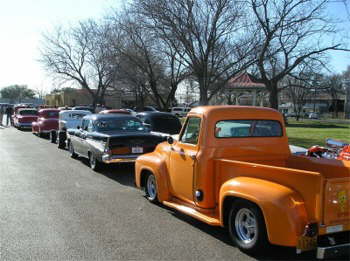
xmin=133 ymin=0 xmax=257 ymax=105
xmin=39 ymin=19 xmax=118 ymax=108
xmin=342 ymin=66 xmax=350 ymax=118
xmin=249 ymin=0 xmax=349 ymax=109
xmin=110 ymin=9 xmax=189 ymax=110
xmin=283 ymin=76 xmax=312 ymax=121
xmin=324 ymin=74 xmax=344 ymax=117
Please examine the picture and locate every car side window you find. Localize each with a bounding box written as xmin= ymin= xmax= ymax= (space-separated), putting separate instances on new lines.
xmin=81 ymin=119 xmax=88 ymax=130
xmin=87 ymin=120 xmax=94 ymax=132
xmin=180 ymin=117 xmax=201 ymax=145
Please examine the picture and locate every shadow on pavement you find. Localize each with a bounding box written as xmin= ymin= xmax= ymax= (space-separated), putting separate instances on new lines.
xmin=155 ymin=205 xmax=349 ymax=260
xmin=99 ymin=163 xmax=136 ymax=187
xmin=79 ymin=157 xmax=136 ymax=187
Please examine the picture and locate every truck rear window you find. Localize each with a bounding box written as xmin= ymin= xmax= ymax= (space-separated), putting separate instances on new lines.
xmin=215 ymin=120 xmax=282 ymax=138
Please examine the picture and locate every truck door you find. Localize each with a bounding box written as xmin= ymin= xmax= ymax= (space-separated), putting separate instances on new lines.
xmin=169 ymin=117 xmax=201 ymax=203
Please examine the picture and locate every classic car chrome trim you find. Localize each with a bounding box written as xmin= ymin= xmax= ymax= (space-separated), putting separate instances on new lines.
xmin=102 ymin=154 xmax=138 ymax=163
xmin=40 ymin=129 xmax=57 ymax=133
xmin=317 ymin=243 xmax=350 ymax=259
xmin=17 ymin=123 xmax=33 ymax=128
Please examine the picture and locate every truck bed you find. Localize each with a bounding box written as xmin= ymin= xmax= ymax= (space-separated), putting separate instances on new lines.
xmin=214 ymin=156 xmax=350 ymax=230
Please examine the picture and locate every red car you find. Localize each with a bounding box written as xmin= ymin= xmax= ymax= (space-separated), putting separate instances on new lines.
xmin=99 ymin=109 xmax=131 ymax=115
xmin=32 ymin=109 xmax=60 ymax=141
xmin=13 ymin=108 xmax=38 ymax=129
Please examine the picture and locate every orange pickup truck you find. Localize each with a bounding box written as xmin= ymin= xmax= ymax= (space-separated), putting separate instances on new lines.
xmin=135 ymin=106 xmax=350 ymax=259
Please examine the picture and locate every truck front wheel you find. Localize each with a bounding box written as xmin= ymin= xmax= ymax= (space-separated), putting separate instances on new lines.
xmin=145 ymin=174 xmax=158 ymax=203
xmin=228 ymin=200 xmax=268 ymax=254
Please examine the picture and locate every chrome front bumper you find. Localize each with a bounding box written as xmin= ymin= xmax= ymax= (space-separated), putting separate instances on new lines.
xmin=317 ymin=243 xmax=350 ymax=259
xmin=17 ymin=123 xmax=32 ymax=128
xmin=102 ymin=154 xmax=138 ymax=164
xmin=40 ymin=129 xmax=57 ymax=133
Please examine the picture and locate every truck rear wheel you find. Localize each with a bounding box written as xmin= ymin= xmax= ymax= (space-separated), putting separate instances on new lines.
xmin=228 ymin=200 xmax=268 ymax=254
xmin=145 ymin=174 xmax=158 ymax=203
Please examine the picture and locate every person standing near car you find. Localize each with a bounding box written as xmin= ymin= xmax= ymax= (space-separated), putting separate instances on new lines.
xmin=0 ymin=105 xmax=4 ymax=126
xmin=6 ymin=105 xmax=13 ymax=126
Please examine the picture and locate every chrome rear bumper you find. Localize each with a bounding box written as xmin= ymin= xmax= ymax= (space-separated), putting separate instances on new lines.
xmin=317 ymin=243 xmax=350 ymax=259
xmin=102 ymin=154 xmax=138 ymax=164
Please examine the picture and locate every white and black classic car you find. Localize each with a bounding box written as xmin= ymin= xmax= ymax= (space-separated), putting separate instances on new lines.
xmin=57 ymin=110 xmax=92 ymax=148
xmin=66 ymin=114 xmax=166 ymax=170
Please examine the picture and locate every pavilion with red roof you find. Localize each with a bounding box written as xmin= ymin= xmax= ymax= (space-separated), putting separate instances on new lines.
xmin=225 ymin=72 xmax=266 ymax=106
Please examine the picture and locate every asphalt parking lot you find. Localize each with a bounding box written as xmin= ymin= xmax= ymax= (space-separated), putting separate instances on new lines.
xmin=0 ymin=126 xmax=344 ymax=260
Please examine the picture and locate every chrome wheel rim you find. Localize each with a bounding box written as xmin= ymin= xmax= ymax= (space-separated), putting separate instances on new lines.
xmin=146 ymin=175 xmax=157 ymax=200
xmin=69 ymin=143 xmax=74 ymax=155
xmin=90 ymin=154 xmax=96 ymax=168
xmin=235 ymin=208 xmax=257 ymax=244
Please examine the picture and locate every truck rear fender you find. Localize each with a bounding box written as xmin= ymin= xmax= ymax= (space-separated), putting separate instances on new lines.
xmin=220 ymin=177 xmax=309 ymax=246
xmin=136 ymin=153 xmax=171 ymax=202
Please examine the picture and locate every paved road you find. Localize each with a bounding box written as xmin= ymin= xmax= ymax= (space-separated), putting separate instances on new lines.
xmin=0 ymin=127 xmax=325 ymax=260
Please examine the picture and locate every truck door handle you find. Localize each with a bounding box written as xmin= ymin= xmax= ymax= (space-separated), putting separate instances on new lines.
xmin=188 ymin=153 xmax=196 ymax=160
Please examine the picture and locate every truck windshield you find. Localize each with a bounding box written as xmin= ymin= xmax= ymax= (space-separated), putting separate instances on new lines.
xmin=215 ymin=120 xmax=282 ymax=138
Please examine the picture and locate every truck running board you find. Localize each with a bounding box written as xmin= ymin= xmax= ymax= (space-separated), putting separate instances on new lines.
xmin=163 ymin=200 xmax=221 ymax=226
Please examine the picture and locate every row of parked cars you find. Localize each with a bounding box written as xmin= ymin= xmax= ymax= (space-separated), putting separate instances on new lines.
xmin=11 ymin=104 xmax=349 ymax=259
xmin=13 ymin=106 xmax=182 ymax=170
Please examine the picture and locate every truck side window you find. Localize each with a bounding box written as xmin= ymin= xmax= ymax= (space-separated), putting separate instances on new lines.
xmin=180 ymin=117 xmax=201 ymax=145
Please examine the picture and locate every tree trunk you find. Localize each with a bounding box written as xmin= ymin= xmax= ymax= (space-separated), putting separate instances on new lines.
xmin=334 ymin=99 xmax=338 ymax=118
xmin=267 ymin=81 xmax=279 ymax=110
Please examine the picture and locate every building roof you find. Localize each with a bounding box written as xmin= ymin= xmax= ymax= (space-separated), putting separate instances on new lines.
xmin=226 ymin=73 xmax=266 ymax=90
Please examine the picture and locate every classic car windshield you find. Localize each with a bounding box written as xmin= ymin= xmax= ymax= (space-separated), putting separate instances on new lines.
xmin=46 ymin=111 xmax=59 ymax=118
xmin=95 ymin=118 xmax=147 ymax=132
xmin=215 ymin=120 xmax=282 ymax=138
xmin=70 ymin=113 xmax=86 ymax=119
xmin=19 ymin=110 xmax=38 ymax=116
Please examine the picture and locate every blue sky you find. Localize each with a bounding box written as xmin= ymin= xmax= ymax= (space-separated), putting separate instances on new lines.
xmin=0 ymin=0 xmax=119 ymax=91
xmin=0 ymin=0 xmax=349 ymax=93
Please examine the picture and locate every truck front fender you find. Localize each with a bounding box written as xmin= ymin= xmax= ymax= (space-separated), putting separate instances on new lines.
xmin=135 ymin=152 xmax=170 ymax=202
xmin=219 ymin=177 xmax=308 ymax=246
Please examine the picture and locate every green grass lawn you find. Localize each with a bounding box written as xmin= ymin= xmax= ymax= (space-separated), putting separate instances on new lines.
xmin=286 ymin=119 xmax=350 ymax=148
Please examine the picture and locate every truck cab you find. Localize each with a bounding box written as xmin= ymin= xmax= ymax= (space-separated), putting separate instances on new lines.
xmin=135 ymin=106 xmax=350 ymax=259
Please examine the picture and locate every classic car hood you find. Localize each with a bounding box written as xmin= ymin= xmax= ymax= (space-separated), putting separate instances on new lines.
xmin=17 ymin=115 xmax=38 ymax=123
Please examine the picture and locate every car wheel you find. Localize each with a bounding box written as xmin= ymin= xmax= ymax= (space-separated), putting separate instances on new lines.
xmin=145 ymin=173 xmax=158 ymax=203
xmin=89 ymin=152 xmax=102 ymax=171
xmin=228 ymin=200 xmax=268 ymax=254
xmin=50 ymin=131 xmax=57 ymax=143
xmin=38 ymin=129 xmax=43 ymax=138
xmin=58 ymin=138 xmax=65 ymax=149
xmin=69 ymin=142 xmax=78 ymax=159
